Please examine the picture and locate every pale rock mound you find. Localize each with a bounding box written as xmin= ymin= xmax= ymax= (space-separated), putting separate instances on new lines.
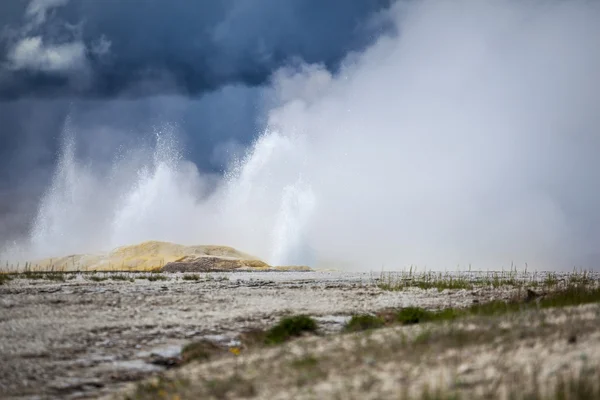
xmin=27 ymin=241 xmax=311 ymax=272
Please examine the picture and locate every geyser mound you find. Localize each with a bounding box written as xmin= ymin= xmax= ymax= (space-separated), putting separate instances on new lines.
xmin=24 ymin=240 xmax=310 ymax=272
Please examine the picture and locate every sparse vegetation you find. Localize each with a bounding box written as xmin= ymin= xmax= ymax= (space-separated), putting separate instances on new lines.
xmin=394 ymin=306 xmax=442 ymax=324
xmin=344 ymin=282 xmax=600 ymax=333
xmin=111 ymin=274 xmax=135 ymax=282
xmin=539 ymin=285 xmax=600 ymax=309
xmin=376 ymin=269 xmax=596 ymax=292
xmin=290 ymin=355 xmax=326 ymax=386
xmin=126 ymin=377 xmax=190 ymax=400
xmin=344 ymin=314 xmax=385 ymax=332
xmin=180 ymin=340 xmax=225 ymax=364
xmin=0 ymin=274 xmax=11 ymax=285
xmin=182 ymin=274 xmax=202 ymax=281
xmin=86 ymin=274 xmax=137 ymax=282
xmin=264 ymin=315 xmax=318 ymax=345
xmin=126 ymin=302 xmax=600 ymax=400
xmin=146 ymin=274 xmax=168 ymax=281
xmin=204 ymin=374 xmax=256 ymax=399
xmin=3 ymin=267 xmax=599 ymax=400
xmin=378 ymin=270 xmax=474 ymax=291
xmin=127 ymin=373 xmax=257 ymax=400
xmin=7 ymin=271 xmax=68 ymax=281
xmin=89 ymin=275 xmax=108 ymax=282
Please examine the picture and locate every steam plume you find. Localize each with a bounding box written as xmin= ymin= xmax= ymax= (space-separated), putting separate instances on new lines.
xmin=3 ymin=0 xmax=600 ymax=271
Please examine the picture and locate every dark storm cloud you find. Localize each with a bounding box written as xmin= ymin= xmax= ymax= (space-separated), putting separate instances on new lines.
xmin=0 ymin=0 xmax=393 ymax=99
xmin=0 ymin=0 xmax=394 ymax=245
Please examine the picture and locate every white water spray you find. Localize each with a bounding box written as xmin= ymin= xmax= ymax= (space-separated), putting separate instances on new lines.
xmin=269 ymin=178 xmax=316 ymax=266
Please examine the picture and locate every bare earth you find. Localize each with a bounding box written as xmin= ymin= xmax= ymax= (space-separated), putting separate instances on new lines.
xmin=0 ymin=271 xmax=598 ymax=399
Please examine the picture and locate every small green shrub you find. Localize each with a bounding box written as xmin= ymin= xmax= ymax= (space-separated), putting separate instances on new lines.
xmin=183 ymin=274 xmax=201 ymax=281
xmin=396 ymin=307 xmax=436 ymax=325
xmin=89 ymin=276 xmax=108 ymax=282
xmin=344 ymin=314 xmax=385 ymax=332
xmin=389 ymin=307 xmax=462 ymax=326
xmin=146 ymin=274 xmax=168 ymax=281
xmin=264 ymin=315 xmax=318 ymax=345
xmin=111 ymin=274 xmax=134 ymax=281
xmin=43 ymin=273 xmax=66 ymax=282
xmin=468 ymin=300 xmax=520 ymax=316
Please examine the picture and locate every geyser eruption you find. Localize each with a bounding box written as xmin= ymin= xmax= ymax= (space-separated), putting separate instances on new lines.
xmin=19 ymin=120 xmax=318 ymax=266
xmin=269 ymin=178 xmax=316 ymax=266
xmin=3 ymin=0 xmax=600 ymax=271
xmin=30 ymin=121 xmax=109 ymax=258
xmin=108 ymin=130 xmax=200 ymax=249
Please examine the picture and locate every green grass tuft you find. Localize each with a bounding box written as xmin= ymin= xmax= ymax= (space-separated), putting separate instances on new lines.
xmin=0 ymin=274 xmax=11 ymax=285
xmin=89 ymin=276 xmax=108 ymax=282
xmin=146 ymin=274 xmax=168 ymax=281
xmin=344 ymin=314 xmax=385 ymax=332
xmin=539 ymin=285 xmax=600 ymax=309
xmin=264 ymin=315 xmax=318 ymax=345
xmin=377 ymin=270 xmax=596 ymax=293
xmin=360 ymin=283 xmax=600 ymax=332
xmin=182 ymin=274 xmax=202 ymax=281
xmin=110 ymin=274 xmax=134 ymax=282
xmin=7 ymin=272 xmax=67 ymax=281
xmin=378 ymin=272 xmax=474 ymax=292
xmin=395 ymin=307 xmax=437 ymax=324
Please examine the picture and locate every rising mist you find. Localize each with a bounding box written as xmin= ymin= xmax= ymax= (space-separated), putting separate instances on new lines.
xmin=3 ymin=0 xmax=600 ymax=271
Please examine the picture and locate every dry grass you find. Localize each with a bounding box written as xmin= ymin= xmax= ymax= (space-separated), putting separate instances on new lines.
xmin=122 ymin=276 xmax=600 ymax=400
xmin=180 ymin=340 xmax=226 ymax=364
xmin=347 ymin=282 xmax=600 ymax=334
xmin=125 ymin=312 xmax=600 ymax=399
xmin=376 ymin=269 xmax=595 ymax=292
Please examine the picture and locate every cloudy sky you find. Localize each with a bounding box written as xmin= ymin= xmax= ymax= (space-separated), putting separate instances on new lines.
xmin=0 ymin=0 xmax=392 ymax=242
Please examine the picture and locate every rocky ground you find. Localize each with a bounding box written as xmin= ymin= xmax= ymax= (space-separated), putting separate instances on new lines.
xmin=0 ymin=271 xmax=598 ymax=399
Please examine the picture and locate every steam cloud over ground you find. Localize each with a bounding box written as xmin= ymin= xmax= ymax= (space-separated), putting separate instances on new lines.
xmin=1 ymin=0 xmax=600 ymax=271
